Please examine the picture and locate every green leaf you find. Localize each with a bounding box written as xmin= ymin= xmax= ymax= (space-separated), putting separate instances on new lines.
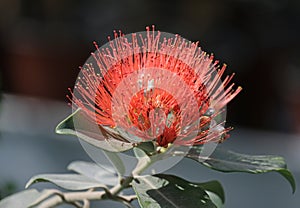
xmin=103 ymin=150 xmax=126 ymax=176
xmin=135 ymin=141 xmax=156 ymax=155
xmin=185 ymin=147 xmax=296 ymax=193
xmin=133 ymin=147 xmax=149 ymax=158
xmin=205 ymin=191 xmax=223 ymax=208
xmin=132 ymin=174 xmax=217 ymax=208
xmin=25 ymin=174 xmax=109 ymax=191
xmin=132 ymin=148 xmax=152 ymax=176
xmin=198 ymin=181 xmax=225 ymax=204
xmin=55 ymin=108 xmax=133 ymax=152
xmin=68 ymin=161 xmax=118 ymax=186
xmin=197 ymin=181 xmax=224 ymax=208
xmin=0 ymin=189 xmax=42 ymax=208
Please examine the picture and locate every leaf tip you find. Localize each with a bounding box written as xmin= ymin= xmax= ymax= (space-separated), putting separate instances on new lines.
xmin=25 ymin=180 xmax=33 ymax=189
xmin=278 ymin=169 xmax=296 ymax=194
xmin=55 ymin=109 xmax=80 ymax=135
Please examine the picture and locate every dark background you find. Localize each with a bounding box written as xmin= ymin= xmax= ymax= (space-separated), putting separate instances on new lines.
xmin=1 ymin=0 xmax=300 ymax=133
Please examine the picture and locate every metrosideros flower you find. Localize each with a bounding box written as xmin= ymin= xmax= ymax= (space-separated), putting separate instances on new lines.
xmin=67 ymin=26 xmax=242 ymax=153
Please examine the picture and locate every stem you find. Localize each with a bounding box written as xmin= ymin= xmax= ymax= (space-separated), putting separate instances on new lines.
xmin=110 ymin=176 xmax=134 ymax=196
xmin=37 ymin=195 xmax=63 ymax=208
xmin=38 ymin=191 xmax=106 ymax=208
xmin=37 ymin=154 xmax=154 ymax=207
xmin=132 ymin=155 xmax=153 ymax=176
xmin=37 ymin=191 xmax=137 ymax=208
xmin=111 ymin=153 xmax=155 ymax=196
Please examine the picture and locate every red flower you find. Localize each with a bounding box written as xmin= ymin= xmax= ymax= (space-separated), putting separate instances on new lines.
xmin=69 ymin=26 xmax=241 ymax=150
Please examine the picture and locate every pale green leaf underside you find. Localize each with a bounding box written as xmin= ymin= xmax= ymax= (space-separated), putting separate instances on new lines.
xmin=0 ymin=189 xmax=41 ymax=208
xmin=67 ymin=161 xmax=119 ymax=186
xmin=55 ymin=108 xmax=133 ymax=152
xmin=103 ymin=150 xmax=126 ymax=176
xmin=25 ymin=174 xmax=108 ymax=191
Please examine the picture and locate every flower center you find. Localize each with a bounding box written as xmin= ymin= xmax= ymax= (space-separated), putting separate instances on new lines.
xmin=127 ymin=88 xmax=181 ymax=147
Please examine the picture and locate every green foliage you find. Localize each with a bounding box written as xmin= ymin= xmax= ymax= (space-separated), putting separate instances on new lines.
xmin=0 ymin=189 xmax=44 ymax=208
xmin=26 ymin=174 xmax=109 ymax=191
xmin=67 ymin=161 xmax=119 ymax=186
xmin=103 ymin=150 xmax=126 ymax=177
xmin=0 ymin=109 xmax=295 ymax=207
xmin=132 ymin=174 xmax=223 ymax=208
xmin=184 ymin=147 xmax=296 ymax=193
xmin=55 ymin=109 xmax=133 ymax=152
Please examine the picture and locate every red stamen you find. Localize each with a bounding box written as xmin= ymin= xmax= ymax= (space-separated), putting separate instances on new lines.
xmin=69 ymin=27 xmax=241 ymax=147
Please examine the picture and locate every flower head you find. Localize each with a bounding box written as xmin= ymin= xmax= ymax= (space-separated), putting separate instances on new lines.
xmin=69 ymin=26 xmax=241 ymax=151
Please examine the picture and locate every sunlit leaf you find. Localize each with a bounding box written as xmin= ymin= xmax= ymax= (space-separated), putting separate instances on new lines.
xmin=0 ymin=189 xmax=42 ymax=208
xmin=134 ymin=147 xmax=149 ymax=158
xmin=55 ymin=108 xmax=133 ymax=152
xmin=25 ymin=174 xmax=109 ymax=191
xmin=197 ymin=180 xmax=224 ymax=204
xmin=132 ymin=174 xmax=218 ymax=208
xmin=103 ymin=150 xmax=126 ymax=176
xmin=197 ymin=181 xmax=224 ymax=208
xmin=68 ymin=161 xmax=118 ymax=186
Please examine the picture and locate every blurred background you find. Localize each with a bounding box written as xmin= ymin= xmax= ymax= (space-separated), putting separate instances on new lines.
xmin=1 ymin=0 xmax=300 ymax=132
xmin=0 ymin=0 xmax=300 ymax=207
